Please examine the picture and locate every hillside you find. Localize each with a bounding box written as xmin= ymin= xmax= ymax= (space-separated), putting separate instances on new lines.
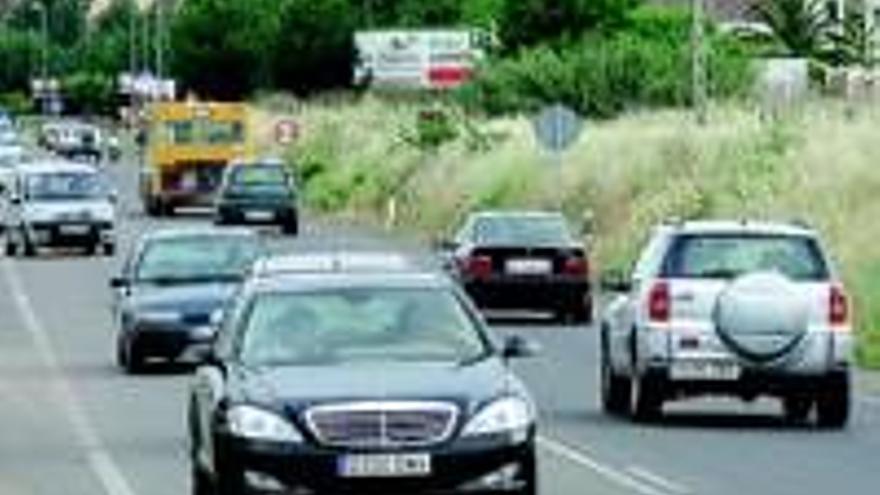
xmin=270 ymin=96 xmax=880 ymax=368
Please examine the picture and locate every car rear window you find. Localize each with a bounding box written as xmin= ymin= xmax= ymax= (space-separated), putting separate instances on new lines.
xmin=474 ymin=215 xmax=574 ymax=246
xmin=661 ymin=234 xmax=829 ymax=281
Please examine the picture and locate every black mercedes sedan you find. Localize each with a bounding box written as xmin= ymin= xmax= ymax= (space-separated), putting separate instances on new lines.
xmin=438 ymin=211 xmax=592 ymax=323
xmin=111 ymin=227 xmax=264 ymax=373
xmin=188 ymin=257 xmax=538 ymax=495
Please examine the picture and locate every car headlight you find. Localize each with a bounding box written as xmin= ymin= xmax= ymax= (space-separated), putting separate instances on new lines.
xmin=137 ymin=310 xmax=181 ymax=323
xmin=462 ymin=396 xmax=535 ymax=438
xmin=227 ymin=405 xmax=303 ymax=443
xmin=210 ymin=308 xmax=225 ymax=326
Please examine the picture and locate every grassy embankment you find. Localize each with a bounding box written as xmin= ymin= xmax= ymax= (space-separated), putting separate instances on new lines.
xmin=256 ymin=95 xmax=880 ymax=369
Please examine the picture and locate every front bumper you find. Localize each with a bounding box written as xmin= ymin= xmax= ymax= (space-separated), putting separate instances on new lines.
xmin=463 ymin=276 xmax=589 ymax=312
xmin=215 ymin=433 xmax=535 ymax=494
xmin=27 ymin=221 xmax=114 ymax=247
xmin=129 ymin=320 xmax=215 ymax=359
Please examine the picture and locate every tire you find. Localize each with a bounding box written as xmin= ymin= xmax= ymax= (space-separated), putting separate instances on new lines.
xmin=191 ymin=466 xmax=213 ymax=495
xmin=115 ymin=337 xmax=128 ymax=369
xmin=124 ymin=339 xmax=146 ymax=374
xmin=5 ymin=239 xmax=17 ymax=257
xmin=84 ymin=243 xmax=97 ymax=256
xmin=282 ymin=217 xmax=299 ymax=236
xmin=513 ymin=448 xmax=537 ymax=495
xmin=22 ymin=238 xmax=36 ymax=257
xmin=601 ymin=349 xmax=631 ymax=416
xmin=630 ymin=372 xmax=663 ymax=423
xmin=145 ymin=198 xmax=163 ymax=217
xmin=214 ymin=453 xmax=245 ymax=495
xmin=782 ymin=394 xmax=813 ymax=424
xmin=103 ymin=243 xmax=116 ymax=257
xmin=816 ymin=371 xmax=850 ymax=429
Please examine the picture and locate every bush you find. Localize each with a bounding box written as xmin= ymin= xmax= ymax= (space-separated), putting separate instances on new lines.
xmin=463 ymin=5 xmax=754 ymax=119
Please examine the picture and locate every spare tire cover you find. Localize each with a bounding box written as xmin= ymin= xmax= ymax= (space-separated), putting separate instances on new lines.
xmin=714 ymin=272 xmax=810 ymax=362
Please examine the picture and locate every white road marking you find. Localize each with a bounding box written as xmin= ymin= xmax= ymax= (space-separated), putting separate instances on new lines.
xmin=626 ymin=465 xmax=691 ymax=494
xmin=537 ymin=436 xmax=674 ymax=495
xmin=1 ymin=259 xmax=137 ymax=495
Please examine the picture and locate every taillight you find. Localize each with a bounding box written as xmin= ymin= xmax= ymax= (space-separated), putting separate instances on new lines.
xmin=648 ymin=281 xmax=671 ymax=323
xmin=563 ymin=257 xmax=589 ymax=277
xmin=829 ymin=284 xmax=849 ymax=328
xmin=462 ymin=255 xmax=493 ymax=279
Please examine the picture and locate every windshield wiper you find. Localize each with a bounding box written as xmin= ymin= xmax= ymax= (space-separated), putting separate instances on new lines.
xmin=456 ymin=351 xmax=493 ymax=368
xmin=139 ymin=274 xmax=242 ymax=286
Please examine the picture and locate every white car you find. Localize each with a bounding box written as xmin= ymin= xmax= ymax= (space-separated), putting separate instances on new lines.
xmin=4 ymin=160 xmax=117 ymax=257
xmin=599 ymin=220 xmax=851 ymax=428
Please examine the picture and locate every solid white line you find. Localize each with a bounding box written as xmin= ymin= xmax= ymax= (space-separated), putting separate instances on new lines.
xmin=537 ymin=436 xmax=672 ymax=495
xmin=626 ymin=465 xmax=691 ymax=494
xmin=2 ymin=259 xmax=137 ymax=495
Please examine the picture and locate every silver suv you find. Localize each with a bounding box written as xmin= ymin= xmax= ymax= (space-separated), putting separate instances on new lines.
xmin=599 ymin=220 xmax=852 ymax=428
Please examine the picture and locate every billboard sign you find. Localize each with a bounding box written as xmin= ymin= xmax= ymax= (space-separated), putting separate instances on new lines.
xmin=354 ymin=29 xmax=486 ymax=90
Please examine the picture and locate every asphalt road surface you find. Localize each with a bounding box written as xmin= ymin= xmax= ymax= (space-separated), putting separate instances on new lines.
xmin=1 ymin=158 xmax=880 ymax=495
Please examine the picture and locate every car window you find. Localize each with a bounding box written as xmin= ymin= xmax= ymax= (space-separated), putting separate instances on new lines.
xmin=228 ymin=165 xmax=289 ymax=190
xmin=25 ymin=171 xmax=109 ymax=201
xmin=237 ymin=288 xmax=489 ymax=366
xmin=135 ymin=235 xmax=261 ymax=282
xmin=662 ymin=234 xmax=829 ymax=281
xmin=474 ymin=215 xmax=573 ymax=245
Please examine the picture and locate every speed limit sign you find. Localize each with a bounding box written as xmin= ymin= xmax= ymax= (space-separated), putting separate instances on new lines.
xmin=275 ymin=119 xmax=299 ymax=145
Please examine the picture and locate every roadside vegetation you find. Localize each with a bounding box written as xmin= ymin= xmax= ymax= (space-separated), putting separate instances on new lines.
xmin=276 ymin=95 xmax=880 ymax=369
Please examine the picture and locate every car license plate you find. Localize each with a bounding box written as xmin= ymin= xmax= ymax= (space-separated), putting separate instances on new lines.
xmin=181 ymin=172 xmax=198 ymax=191
xmin=338 ymin=453 xmax=431 ymax=478
xmin=671 ymin=361 xmax=741 ymax=381
xmin=59 ymin=225 xmax=90 ymax=235
xmin=244 ymin=210 xmax=274 ymax=222
xmin=505 ymin=258 xmax=552 ymax=275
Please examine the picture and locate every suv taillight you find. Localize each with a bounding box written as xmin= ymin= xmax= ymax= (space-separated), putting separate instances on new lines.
xmin=462 ymin=255 xmax=493 ymax=279
xmin=829 ymin=284 xmax=850 ymax=328
xmin=648 ymin=281 xmax=671 ymax=323
xmin=563 ymin=257 xmax=589 ymax=277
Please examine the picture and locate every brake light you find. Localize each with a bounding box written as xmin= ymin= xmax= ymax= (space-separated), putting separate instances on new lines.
xmin=463 ymin=255 xmax=493 ymax=279
xmin=648 ymin=281 xmax=671 ymax=323
xmin=563 ymin=257 xmax=589 ymax=277
xmin=829 ymin=284 xmax=849 ymax=328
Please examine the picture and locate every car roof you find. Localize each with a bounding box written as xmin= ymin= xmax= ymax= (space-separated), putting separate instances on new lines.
xmin=470 ymin=210 xmax=565 ymax=220
xmin=251 ymin=252 xmax=416 ymax=278
xmin=229 ymin=157 xmax=286 ymax=168
xmin=18 ymin=160 xmax=97 ymax=175
xmin=251 ymin=270 xmax=453 ymax=295
xmin=661 ymin=220 xmax=817 ymax=238
xmin=143 ymin=226 xmax=258 ymax=242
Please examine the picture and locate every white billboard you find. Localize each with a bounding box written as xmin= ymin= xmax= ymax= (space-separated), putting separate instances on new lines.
xmin=354 ymin=29 xmax=486 ymax=90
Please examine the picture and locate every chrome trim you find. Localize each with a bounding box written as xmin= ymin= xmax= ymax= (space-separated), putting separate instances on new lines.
xmin=304 ymin=401 xmax=459 ymax=448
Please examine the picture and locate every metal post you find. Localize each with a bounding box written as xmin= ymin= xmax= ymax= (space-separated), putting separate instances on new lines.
xmin=692 ymin=0 xmax=708 ymax=125
xmin=155 ymin=0 xmax=164 ymax=79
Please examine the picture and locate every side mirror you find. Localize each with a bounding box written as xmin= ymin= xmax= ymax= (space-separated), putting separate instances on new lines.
xmin=9 ymin=194 xmax=21 ymax=205
xmin=501 ymin=335 xmax=541 ymax=360
xmin=192 ymin=344 xmax=219 ymax=366
xmin=108 ymin=191 xmax=118 ymax=204
xmin=433 ymin=238 xmax=458 ymax=252
xmin=109 ymin=276 xmax=129 ymax=289
xmin=600 ymin=270 xmax=632 ymax=293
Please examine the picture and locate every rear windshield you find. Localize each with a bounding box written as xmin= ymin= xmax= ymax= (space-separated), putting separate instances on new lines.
xmin=662 ymin=234 xmax=829 ymax=281
xmin=473 ymin=215 xmax=574 ymax=246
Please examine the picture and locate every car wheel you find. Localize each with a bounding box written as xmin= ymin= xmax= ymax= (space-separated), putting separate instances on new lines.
xmin=191 ymin=465 xmax=214 ymax=495
xmin=214 ymin=453 xmax=245 ymax=495
xmin=103 ymin=243 xmax=116 ymax=257
xmin=782 ymin=394 xmax=812 ymax=424
xmin=22 ymin=237 xmax=36 ymax=257
xmin=116 ymin=337 xmax=128 ymax=369
xmin=601 ymin=348 xmax=631 ymax=416
xmin=282 ymin=217 xmax=299 ymax=236
xmin=816 ymin=371 xmax=850 ymax=429
xmin=630 ymin=372 xmax=663 ymax=423
xmin=124 ymin=339 xmax=146 ymax=374
xmin=84 ymin=243 xmax=97 ymax=256
xmin=5 ymin=238 xmax=17 ymax=256
xmin=145 ymin=199 xmax=162 ymax=217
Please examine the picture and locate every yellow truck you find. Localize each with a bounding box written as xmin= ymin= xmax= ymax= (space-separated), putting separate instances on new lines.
xmin=140 ymin=101 xmax=254 ymax=216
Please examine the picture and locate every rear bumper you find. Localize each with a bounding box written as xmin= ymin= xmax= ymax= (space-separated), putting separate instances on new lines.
xmin=213 ymin=433 xmax=535 ymax=494
xmin=129 ymin=322 xmax=214 ymax=359
xmin=463 ymin=277 xmax=589 ymax=312
xmin=216 ymin=202 xmax=297 ymax=225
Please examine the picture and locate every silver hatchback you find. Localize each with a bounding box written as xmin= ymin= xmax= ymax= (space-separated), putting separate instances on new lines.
xmin=599 ymin=220 xmax=852 ymax=428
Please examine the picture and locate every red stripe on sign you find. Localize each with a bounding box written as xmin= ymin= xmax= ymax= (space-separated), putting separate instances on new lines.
xmin=428 ymin=66 xmax=473 ymax=86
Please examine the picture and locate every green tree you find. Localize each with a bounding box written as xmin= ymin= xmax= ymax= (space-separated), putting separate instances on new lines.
xmin=169 ymin=0 xmax=278 ymax=99
xmin=499 ymin=0 xmax=640 ymax=50
xmin=272 ymin=0 xmax=356 ymax=95
xmin=754 ymin=0 xmax=832 ymax=58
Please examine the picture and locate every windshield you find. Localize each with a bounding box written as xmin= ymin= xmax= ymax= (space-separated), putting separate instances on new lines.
xmin=474 ymin=215 xmax=574 ymax=245
xmin=135 ymin=235 xmax=261 ymax=283
xmin=25 ymin=172 xmax=108 ymax=201
xmin=662 ymin=234 xmax=829 ymax=281
xmin=238 ymin=288 xmax=489 ymax=366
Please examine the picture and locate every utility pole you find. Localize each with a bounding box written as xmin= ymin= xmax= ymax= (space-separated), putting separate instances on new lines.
xmin=129 ymin=0 xmax=137 ymax=76
xmin=691 ymin=0 xmax=708 ymax=125
xmin=154 ymin=0 xmax=164 ymax=79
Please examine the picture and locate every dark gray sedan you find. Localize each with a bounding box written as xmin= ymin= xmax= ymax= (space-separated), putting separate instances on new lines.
xmin=110 ymin=227 xmax=264 ymax=373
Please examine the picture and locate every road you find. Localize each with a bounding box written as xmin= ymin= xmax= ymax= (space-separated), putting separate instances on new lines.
xmin=1 ymin=158 xmax=879 ymax=495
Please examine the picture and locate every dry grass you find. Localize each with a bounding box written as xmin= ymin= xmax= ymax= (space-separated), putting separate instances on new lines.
xmin=259 ymin=95 xmax=880 ymax=368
